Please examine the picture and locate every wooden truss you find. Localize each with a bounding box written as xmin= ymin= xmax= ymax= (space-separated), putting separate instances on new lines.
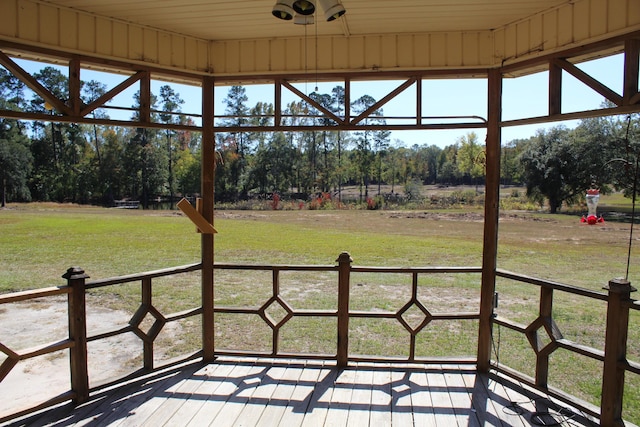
xmin=0 ymin=34 xmax=638 ymax=134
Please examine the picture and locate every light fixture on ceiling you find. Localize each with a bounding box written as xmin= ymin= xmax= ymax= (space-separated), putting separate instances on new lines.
xmin=272 ymin=0 xmax=345 ymax=23
xmin=272 ymin=0 xmax=295 ymax=20
xmin=292 ymin=0 xmax=316 ymax=16
xmin=318 ymin=0 xmax=346 ymax=21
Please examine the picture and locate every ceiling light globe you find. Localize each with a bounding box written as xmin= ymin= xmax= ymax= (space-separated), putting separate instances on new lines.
xmin=324 ymin=4 xmax=345 ymax=21
xmin=272 ymin=1 xmax=294 ymax=20
xmin=293 ymin=0 xmax=316 ymax=16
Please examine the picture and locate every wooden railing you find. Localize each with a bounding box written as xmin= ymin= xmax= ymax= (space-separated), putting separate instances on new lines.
xmin=494 ymin=269 xmax=639 ymax=424
xmin=0 ymin=254 xmax=637 ymax=425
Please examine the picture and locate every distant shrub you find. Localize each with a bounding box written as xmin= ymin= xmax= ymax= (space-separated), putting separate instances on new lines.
xmin=404 ymin=180 xmax=423 ymax=201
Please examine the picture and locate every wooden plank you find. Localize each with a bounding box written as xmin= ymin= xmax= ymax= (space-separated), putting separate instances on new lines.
xmin=482 ymin=375 xmax=529 ymax=427
xmin=407 ymin=366 xmax=437 ymax=426
xmin=346 ymin=363 xmax=373 ymax=426
xmin=278 ymin=361 xmax=329 ymax=427
xmin=235 ymin=361 xmax=284 ymax=426
xmin=95 ymin=369 xmax=190 ymax=426
xmin=110 ymin=374 xmax=193 ymax=425
xmin=299 ymin=365 xmax=339 ymax=426
xmin=26 ymin=371 xmax=185 ymax=426
xmin=255 ymin=362 xmax=305 ymax=427
xmin=164 ymin=362 xmax=237 ymax=426
xmin=369 ymin=363 xmax=392 ymax=427
xmin=208 ymin=362 xmax=266 ymax=427
xmin=322 ymin=368 xmax=355 ymax=426
xmin=459 ymin=369 xmax=502 ymax=426
xmin=426 ymin=365 xmax=457 ymax=425
xmin=184 ymin=362 xmax=253 ymax=427
xmin=444 ymin=368 xmax=475 ymax=425
xmin=391 ymin=366 xmax=415 ymax=426
xmin=139 ymin=372 xmax=205 ymax=425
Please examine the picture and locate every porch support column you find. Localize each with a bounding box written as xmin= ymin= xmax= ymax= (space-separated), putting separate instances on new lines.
xmin=202 ymin=75 xmax=215 ymax=362
xmin=477 ymin=68 xmax=502 ymax=372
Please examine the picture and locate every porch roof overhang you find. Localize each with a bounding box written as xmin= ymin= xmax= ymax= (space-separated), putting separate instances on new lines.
xmin=0 ymin=0 xmax=638 ymax=83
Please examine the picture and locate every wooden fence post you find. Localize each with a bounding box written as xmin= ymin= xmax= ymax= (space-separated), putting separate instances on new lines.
xmin=336 ymin=252 xmax=352 ymax=368
xmin=601 ymin=278 xmax=636 ymax=426
xmin=63 ymin=267 xmax=90 ymax=404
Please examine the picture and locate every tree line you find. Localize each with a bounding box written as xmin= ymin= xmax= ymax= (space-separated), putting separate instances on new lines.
xmin=0 ymin=65 xmax=638 ymax=211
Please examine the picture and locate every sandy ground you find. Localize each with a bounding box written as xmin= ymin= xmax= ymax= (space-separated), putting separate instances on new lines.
xmin=0 ymin=296 xmax=143 ymax=417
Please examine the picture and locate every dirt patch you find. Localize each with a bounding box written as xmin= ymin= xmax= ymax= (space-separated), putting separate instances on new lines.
xmin=0 ymin=296 xmax=158 ymax=416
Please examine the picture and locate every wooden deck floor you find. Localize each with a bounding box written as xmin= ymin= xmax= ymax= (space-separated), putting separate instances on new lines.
xmin=8 ymin=357 xmax=597 ymax=427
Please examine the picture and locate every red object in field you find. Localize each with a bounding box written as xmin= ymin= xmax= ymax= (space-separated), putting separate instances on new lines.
xmin=581 ymin=214 xmax=605 ymax=225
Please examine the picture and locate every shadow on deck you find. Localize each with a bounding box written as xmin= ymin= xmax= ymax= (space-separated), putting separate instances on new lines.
xmin=8 ymin=357 xmax=597 ymax=427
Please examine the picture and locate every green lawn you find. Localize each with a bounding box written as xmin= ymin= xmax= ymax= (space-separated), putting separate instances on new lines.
xmin=1 ymin=201 xmax=639 ymax=422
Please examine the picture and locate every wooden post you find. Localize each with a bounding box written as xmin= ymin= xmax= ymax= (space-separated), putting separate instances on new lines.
xmin=623 ymin=39 xmax=639 ymax=106
xmin=536 ymin=286 xmax=553 ymax=388
xmin=63 ymin=267 xmax=89 ymax=404
xmin=477 ymin=68 xmax=502 ymax=372
xmin=601 ymin=278 xmax=636 ymax=426
xmin=336 ymin=252 xmax=352 ymax=368
xmin=549 ymin=60 xmax=562 ymax=116
xmin=141 ymin=277 xmax=153 ymax=370
xmin=201 ymin=76 xmax=216 ymax=362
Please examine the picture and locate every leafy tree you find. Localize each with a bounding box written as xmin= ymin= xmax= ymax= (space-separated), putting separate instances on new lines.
xmin=331 ymin=85 xmax=347 ymax=200
xmin=159 ymin=85 xmax=185 ymax=208
xmin=123 ymin=127 xmax=167 ymax=208
xmin=438 ymin=144 xmax=461 ymax=185
xmin=310 ymin=91 xmax=336 ymax=193
xmin=100 ymin=128 xmax=126 ymax=204
xmin=501 ymin=138 xmax=527 ymax=185
xmin=574 ymin=112 xmax=639 ymax=202
xmin=249 ymin=131 xmax=295 ymax=195
xmin=351 ymin=94 xmax=383 ymax=202
xmin=457 ymin=131 xmax=485 ymax=191
xmin=219 ymin=85 xmax=250 ymax=200
xmin=175 ymin=147 xmax=200 ymax=197
xmin=373 ymin=127 xmax=391 ymax=195
xmin=0 ymin=119 xmax=32 ymax=205
xmin=520 ymin=126 xmax=580 ymax=213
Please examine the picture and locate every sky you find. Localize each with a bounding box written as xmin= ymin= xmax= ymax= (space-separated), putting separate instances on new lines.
xmin=12 ymin=53 xmax=626 ymax=149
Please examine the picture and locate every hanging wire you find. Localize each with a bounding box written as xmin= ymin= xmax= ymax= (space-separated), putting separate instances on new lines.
xmin=315 ymin=11 xmax=319 ymax=92
xmin=624 ymin=115 xmax=637 ymax=280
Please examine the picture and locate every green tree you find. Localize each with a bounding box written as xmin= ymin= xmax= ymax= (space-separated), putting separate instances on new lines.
xmin=30 ymin=66 xmax=70 ymax=201
xmin=438 ymin=143 xmax=461 ymax=185
xmin=0 ymin=119 xmax=33 ymax=205
xmin=159 ymin=84 xmax=185 ymax=208
xmin=351 ymin=94 xmax=383 ymax=202
xmin=100 ymin=127 xmax=127 ymax=204
xmin=501 ymin=138 xmax=527 ymax=185
xmin=175 ymin=147 xmax=200 ymax=197
xmin=456 ymin=131 xmax=485 ymax=192
xmin=520 ymin=126 xmax=584 ymax=213
xmin=219 ymin=85 xmax=250 ymax=200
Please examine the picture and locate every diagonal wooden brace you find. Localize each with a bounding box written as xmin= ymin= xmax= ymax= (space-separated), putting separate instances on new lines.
xmin=177 ymin=198 xmax=217 ymax=234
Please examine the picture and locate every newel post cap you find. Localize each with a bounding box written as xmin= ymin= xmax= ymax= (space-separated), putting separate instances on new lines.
xmin=62 ymin=267 xmax=90 ymax=280
xmin=336 ymin=252 xmax=353 ymax=264
xmin=604 ymin=277 xmax=636 ymax=294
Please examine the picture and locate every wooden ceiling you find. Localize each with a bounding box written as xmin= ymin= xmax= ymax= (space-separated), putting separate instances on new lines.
xmin=34 ymin=0 xmax=571 ymax=41
xmin=0 ymin=0 xmax=638 ymax=81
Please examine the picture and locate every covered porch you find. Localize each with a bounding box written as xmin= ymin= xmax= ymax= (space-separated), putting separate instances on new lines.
xmin=1 ymin=0 xmax=640 ymax=425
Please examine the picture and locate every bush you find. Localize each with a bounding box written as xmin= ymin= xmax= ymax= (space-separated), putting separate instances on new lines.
xmin=404 ymin=180 xmax=423 ymax=202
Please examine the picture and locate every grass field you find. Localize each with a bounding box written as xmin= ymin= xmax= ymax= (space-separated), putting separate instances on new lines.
xmin=1 ymin=197 xmax=639 ymax=422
